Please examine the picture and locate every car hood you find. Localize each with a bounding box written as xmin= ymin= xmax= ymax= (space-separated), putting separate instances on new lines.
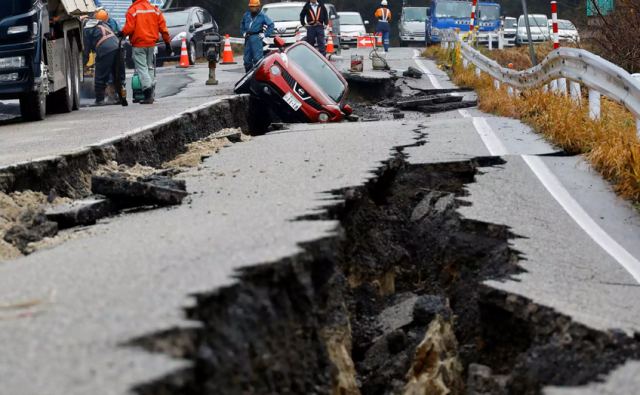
xmin=274 ymin=20 xmax=302 ymax=30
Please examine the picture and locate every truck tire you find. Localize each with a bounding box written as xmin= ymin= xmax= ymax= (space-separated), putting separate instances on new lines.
xmin=20 ymin=89 xmax=47 ymax=121
xmin=71 ymin=40 xmax=81 ymax=110
xmin=49 ymin=45 xmax=75 ymax=113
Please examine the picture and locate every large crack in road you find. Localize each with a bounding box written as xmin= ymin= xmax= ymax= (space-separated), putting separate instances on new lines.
xmin=128 ymin=130 xmax=640 ymax=394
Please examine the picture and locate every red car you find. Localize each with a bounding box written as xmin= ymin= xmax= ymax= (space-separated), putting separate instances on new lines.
xmin=235 ymin=37 xmax=352 ymax=133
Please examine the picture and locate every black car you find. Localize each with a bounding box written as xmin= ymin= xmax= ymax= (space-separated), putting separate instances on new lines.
xmin=125 ymin=7 xmax=219 ymax=68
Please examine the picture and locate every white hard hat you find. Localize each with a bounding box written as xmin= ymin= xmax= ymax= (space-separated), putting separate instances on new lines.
xmin=381 ymin=0 xmax=388 ymax=5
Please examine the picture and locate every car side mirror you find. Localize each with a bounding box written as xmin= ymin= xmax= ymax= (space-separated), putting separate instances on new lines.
xmin=331 ymin=14 xmax=336 ymax=20
xmin=193 ymin=22 xmax=203 ymax=30
xmin=364 ymin=20 xmax=370 ymax=25
xmin=342 ymin=104 xmax=353 ymax=115
xmin=274 ymin=35 xmax=286 ymax=49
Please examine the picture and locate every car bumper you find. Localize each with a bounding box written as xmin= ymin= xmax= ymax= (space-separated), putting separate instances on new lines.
xmin=400 ymin=35 xmax=426 ymax=42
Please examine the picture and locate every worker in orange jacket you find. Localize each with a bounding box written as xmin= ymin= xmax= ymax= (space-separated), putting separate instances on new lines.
xmin=120 ymin=0 xmax=172 ymax=104
xmin=374 ymin=0 xmax=392 ymax=52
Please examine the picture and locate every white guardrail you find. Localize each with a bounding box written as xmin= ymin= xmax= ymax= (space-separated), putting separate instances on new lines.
xmin=439 ymin=30 xmax=640 ymax=137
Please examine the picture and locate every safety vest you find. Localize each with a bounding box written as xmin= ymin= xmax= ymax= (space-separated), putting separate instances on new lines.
xmin=96 ymin=25 xmax=115 ymax=48
xmin=378 ymin=8 xmax=390 ymax=22
xmin=308 ymin=4 xmax=323 ymax=24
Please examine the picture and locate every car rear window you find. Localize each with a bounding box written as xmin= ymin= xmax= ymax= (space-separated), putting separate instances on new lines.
xmin=287 ymin=44 xmax=345 ymax=103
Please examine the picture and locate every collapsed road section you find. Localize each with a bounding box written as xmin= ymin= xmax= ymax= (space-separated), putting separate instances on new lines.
xmin=132 ymin=148 xmax=640 ymax=395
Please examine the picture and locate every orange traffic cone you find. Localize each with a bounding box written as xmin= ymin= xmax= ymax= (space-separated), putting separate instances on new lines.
xmin=221 ymin=34 xmax=237 ymax=65
xmin=326 ymin=34 xmax=335 ymax=54
xmin=178 ymin=38 xmax=190 ymax=68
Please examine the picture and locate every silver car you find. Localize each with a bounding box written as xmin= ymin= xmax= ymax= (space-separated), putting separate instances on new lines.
xmin=338 ymin=11 xmax=367 ymax=47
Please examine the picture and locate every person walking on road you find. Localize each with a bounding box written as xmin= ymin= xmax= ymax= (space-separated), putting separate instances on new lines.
xmin=82 ymin=13 xmax=126 ymax=106
xmin=375 ymin=0 xmax=392 ymax=52
xmin=120 ymin=0 xmax=172 ymax=104
xmin=300 ymin=0 xmax=329 ymax=56
xmin=241 ymin=0 xmax=275 ymax=72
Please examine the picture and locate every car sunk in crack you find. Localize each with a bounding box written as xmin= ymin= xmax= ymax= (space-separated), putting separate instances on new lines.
xmin=235 ymin=37 xmax=352 ymax=133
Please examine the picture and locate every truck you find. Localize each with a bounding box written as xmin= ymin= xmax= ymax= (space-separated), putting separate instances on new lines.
xmin=0 ymin=0 xmax=95 ymax=121
xmin=399 ymin=6 xmax=428 ymax=46
xmin=425 ymin=0 xmax=472 ymax=44
xmin=476 ymin=2 xmax=502 ymax=47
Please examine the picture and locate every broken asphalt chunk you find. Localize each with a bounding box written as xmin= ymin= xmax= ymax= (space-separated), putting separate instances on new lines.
xmin=402 ymin=66 xmax=423 ymax=79
xmin=4 ymin=210 xmax=58 ymax=254
xmin=91 ymin=174 xmax=188 ymax=208
xmin=395 ymin=94 xmax=463 ymax=110
xmin=45 ymin=198 xmax=113 ymax=229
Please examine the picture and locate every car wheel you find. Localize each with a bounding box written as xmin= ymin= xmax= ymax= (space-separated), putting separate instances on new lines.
xmin=189 ymin=41 xmax=197 ymax=65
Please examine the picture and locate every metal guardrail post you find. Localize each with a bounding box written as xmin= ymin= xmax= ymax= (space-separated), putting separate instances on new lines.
xmin=508 ymin=86 xmax=514 ymax=96
xmin=570 ymin=82 xmax=581 ymax=102
xmin=550 ymin=80 xmax=558 ymax=93
xmin=475 ymin=67 xmax=481 ymax=77
xmin=494 ymin=79 xmax=500 ymax=89
xmin=558 ymin=78 xmax=567 ymax=95
xmin=589 ymin=89 xmax=601 ymax=120
xmin=463 ymin=58 xmax=469 ymax=68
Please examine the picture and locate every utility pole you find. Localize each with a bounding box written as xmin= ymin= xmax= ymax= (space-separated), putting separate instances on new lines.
xmin=521 ymin=0 xmax=538 ymax=65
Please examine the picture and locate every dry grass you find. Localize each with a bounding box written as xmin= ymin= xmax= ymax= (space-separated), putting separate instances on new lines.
xmin=424 ymin=46 xmax=640 ymax=202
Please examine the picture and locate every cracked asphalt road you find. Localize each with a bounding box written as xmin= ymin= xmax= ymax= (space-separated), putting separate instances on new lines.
xmin=1 ymin=48 xmax=640 ymax=394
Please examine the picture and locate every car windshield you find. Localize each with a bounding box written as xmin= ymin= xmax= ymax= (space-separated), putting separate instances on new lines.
xmin=164 ymin=11 xmax=190 ymax=27
xmin=263 ymin=6 xmax=303 ymax=22
xmin=0 ymin=0 xmax=33 ymax=20
xmin=403 ymin=7 xmax=427 ymax=22
xmin=339 ymin=13 xmax=363 ymax=25
xmin=288 ymin=44 xmax=345 ymax=103
xmin=478 ymin=4 xmax=499 ymax=21
xmin=558 ymin=20 xmax=575 ymax=30
xmin=518 ymin=15 xmax=548 ymax=28
xmin=504 ymin=18 xmax=516 ymax=28
xmin=434 ymin=1 xmax=472 ymax=19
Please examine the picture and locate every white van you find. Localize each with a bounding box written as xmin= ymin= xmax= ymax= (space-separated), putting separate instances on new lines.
xmin=516 ymin=14 xmax=550 ymax=45
xmin=262 ymin=2 xmax=307 ymax=47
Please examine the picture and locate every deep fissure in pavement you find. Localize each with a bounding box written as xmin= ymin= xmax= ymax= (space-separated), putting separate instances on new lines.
xmin=133 ymin=156 xmax=640 ymax=395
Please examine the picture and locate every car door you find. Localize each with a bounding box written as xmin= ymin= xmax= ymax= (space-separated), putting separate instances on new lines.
xmin=191 ymin=9 xmax=205 ymax=56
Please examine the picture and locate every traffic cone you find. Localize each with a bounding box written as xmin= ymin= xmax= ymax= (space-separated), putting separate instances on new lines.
xmin=178 ymin=38 xmax=190 ymax=68
xmin=326 ymin=34 xmax=335 ymax=54
xmin=221 ymin=34 xmax=237 ymax=65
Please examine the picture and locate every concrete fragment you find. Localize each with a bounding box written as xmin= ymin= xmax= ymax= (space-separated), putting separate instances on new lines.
xmin=466 ymin=363 xmax=507 ymax=395
xmin=410 ymin=191 xmax=456 ymax=222
xmin=395 ymin=95 xmax=463 ymax=110
xmin=412 ymin=295 xmax=451 ymax=325
xmin=403 ymin=67 xmax=424 ymax=79
xmin=91 ymin=174 xmax=188 ymax=207
xmin=378 ymin=294 xmax=419 ymax=335
xmin=403 ymin=315 xmax=464 ymax=395
xmin=3 ymin=210 xmax=58 ymax=253
xmin=45 ymin=198 xmax=112 ymax=229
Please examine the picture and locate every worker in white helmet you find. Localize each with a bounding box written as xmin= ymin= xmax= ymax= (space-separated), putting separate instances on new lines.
xmin=374 ymin=0 xmax=392 ymax=52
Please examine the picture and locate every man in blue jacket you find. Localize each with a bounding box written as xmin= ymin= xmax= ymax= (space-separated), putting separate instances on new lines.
xmin=83 ymin=16 xmax=126 ymax=105
xmin=241 ymin=0 xmax=275 ymax=72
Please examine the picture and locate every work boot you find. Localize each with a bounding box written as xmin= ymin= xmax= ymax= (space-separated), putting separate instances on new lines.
xmin=139 ymin=88 xmax=154 ymax=104
xmin=94 ymin=90 xmax=106 ymax=106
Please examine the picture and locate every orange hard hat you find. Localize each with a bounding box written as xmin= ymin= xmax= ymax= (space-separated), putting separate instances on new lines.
xmin=95 ymin=9 xmax=109 ymax=22
xmin=507 ymin=63 xmax=514 ymax=69
xmin=248 ymin=0 xmax=261 ymax=7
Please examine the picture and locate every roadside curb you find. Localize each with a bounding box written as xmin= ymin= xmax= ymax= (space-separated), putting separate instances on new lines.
xmin=0 ymin=95 xmax=250 ymax=198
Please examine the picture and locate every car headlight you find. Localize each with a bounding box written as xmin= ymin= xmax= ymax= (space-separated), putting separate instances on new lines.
xmin=431 ymin=28 xmax=440 ymax=35
xmin=0 ymin=56 xmax=26 ymax=69
xmin=318 ymin=113 xmax=330 ymax=122
xmin=270 ymin=65 xmax=281 ymax=76
xmin=172 ymin=32 xmax=187 ymax=42
xmin=7 ymin=25 xmax=28 ymax=35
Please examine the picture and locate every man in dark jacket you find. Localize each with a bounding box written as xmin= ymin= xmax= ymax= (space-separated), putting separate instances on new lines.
xmin=300 ymin=0 xmax=329 ymax=56
xmin=83 ymin=17 xmax=126 ymax=105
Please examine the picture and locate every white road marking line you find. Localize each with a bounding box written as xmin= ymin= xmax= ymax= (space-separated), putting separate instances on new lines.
xmin=465 ymin=112 xmax=640 ymax=284
xmin=413 ymin=50 xmax=443 ymax=90
xmin=522 ymin=155 xmax=640 ymax=284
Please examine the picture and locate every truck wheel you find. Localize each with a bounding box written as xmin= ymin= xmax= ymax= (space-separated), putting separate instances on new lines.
xmin=49 ymin=46 xmax=74 ymax=113
xmin=20 ymin=90 xmax=46 ymax=121
xmin=71 ymin=40 xmax=81 ymax=110
xmin=189 ymin=41 xmax=197 ymax=65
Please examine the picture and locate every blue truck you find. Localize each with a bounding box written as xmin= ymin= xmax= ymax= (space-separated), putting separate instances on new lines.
xmin=426 ymin=0 xmax=472 ymax=44
xmin=0 ymin=0 xmax=94 ymax=121
xmin=425 ymin=0 xmax=501 ymax=46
